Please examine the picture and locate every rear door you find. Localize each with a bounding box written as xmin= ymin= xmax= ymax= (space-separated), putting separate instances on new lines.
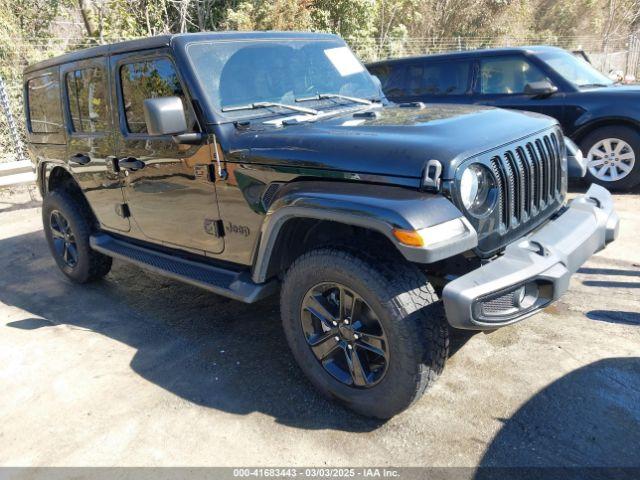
xmin=370 ymin=59 xmax=473 ymax=104
xmin=111 ymin=49 xmax=224 ymax=255
xmin=401 ymin=59 xmax=474 ymax=104
xmin=61 ymin=57 xmax=130 ymax=232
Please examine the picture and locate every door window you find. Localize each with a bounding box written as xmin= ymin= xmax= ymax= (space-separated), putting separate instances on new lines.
xmin=369 ymin=63 xmax=409 ymax=98
xmin=480 ymin=56 xmax=551 ymax=94
xmin=120 ymin=58 xmax=194 ymax=134
xmin=405 ymin=61 xmax=471 ymax=96
xmin=66 ymin=67 xmax=108 ymax=133
xmin=27 ymin=74 xmax=63 ymax=134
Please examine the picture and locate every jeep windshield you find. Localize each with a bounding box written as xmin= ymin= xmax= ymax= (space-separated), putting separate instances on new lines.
xmin=185 ymin=39 xmax=381 ymax=119
xmin=536 ymin=49 xmax=613 ymax=89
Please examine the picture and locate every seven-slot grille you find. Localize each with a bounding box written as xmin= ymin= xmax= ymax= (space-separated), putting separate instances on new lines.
xmin=488 ymin=131 xmax=564 ymax=230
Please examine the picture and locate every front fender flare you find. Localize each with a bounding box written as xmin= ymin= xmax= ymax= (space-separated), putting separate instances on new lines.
xmin=251 ymin=181 xmax=477 ymax=283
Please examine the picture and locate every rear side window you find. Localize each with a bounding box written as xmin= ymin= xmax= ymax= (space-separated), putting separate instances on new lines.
xmin=27 ymin=74 xmax=63 ymax=134
xmin=405 ymin=61 xmax=471 ymax=96
xmin=369 ymin=63 xmax=409 ymax=98
xmin=120 ymin=58 xmax=193 ymax=134
xmin=66 ymin=67 xmax=108 ymax=133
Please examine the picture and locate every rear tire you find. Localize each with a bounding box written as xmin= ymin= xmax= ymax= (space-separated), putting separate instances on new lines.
xmin=280 ymin=248 xmax=449 ymax=418
xmin=42 ymin=190 xmax=112 ymax=283
xmin=581 ymin=125 xmax=640 ymax=191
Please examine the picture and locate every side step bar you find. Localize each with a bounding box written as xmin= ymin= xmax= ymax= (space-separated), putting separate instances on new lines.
xmin=90 ymin=233 xmax=278 ymax=303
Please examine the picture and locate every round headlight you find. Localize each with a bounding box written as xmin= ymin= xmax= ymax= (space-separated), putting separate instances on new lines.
xmin=459 ymin=164 xmax=496 ymax=216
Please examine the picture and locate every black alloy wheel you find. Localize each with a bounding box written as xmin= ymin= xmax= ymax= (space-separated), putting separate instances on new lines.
xmin=42 ymin=189 xmax=112 ymax=283
xmin=301 ymin=282 xmax=389 ymax=388
xmin=49 ymin=209 xmax=78 ymax=268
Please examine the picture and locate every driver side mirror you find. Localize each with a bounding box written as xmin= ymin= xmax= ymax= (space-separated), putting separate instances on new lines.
xmin=143 ymin=97 xmax=204 ymax=145
xmin=524 ymin=80 xmax=558 ymax=97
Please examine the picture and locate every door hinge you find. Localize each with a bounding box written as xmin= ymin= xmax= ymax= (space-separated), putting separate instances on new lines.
xmin=116 ymin=203 xmax=131 ymax=218
xmin=194 ymin=164 xmax=215 ymax=183
xmin=204 ymin=219 xmax=225 ymax=238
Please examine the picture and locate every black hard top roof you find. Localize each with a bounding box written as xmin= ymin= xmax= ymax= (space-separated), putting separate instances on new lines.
xmin=366 ymin=45 xmax=565 ymax=67
xmin=24 ymin=31 xmax=339 ymax=74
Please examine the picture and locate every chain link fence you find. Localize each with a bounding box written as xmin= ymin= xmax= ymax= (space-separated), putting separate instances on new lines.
xmin=1 ymin=34 xmax=640 ymax=163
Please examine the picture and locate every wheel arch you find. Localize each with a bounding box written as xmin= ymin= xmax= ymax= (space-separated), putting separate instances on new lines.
xmin=251 ymin=181 xmax=475 ymax=283
xmin=572 ymin=117 xmax=640 ymax=145
xmin=44 ymin=164 xmax=99 ymax=229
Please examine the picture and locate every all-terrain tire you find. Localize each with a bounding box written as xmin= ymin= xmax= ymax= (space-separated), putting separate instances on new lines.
xmin=580 ymin=125 xmax=640 ymax=191
xmin=42 ymin=190 xmax=112 ymax=283
xmin=280 ymin=248 xmax=449 ymax=418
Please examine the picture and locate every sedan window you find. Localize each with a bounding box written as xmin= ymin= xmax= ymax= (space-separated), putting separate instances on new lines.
xmin=406 ymin=61 xmax=471 ymax=96
xmin=480 ymin=56 xmax=552 ymax=94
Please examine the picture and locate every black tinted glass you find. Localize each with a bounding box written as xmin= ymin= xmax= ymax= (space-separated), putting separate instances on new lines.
xmin=370 ymin=64 xmax=409 ymax=98
xmin=27 ymin=74 xmax=63 ymax=134
xmin=120 ymin=58 xmax=193 ymax=134
xmin=66 ymin=67 xmax=108 ymax=133
xmin=405 ymin=61 xmax=471 ymax=96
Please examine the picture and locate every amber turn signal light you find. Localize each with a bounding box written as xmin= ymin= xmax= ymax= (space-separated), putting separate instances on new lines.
xmin=392 ymin=228 xmax=424 ymax=247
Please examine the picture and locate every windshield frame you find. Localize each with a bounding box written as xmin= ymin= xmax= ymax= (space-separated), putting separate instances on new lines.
xmin=182 ymin=36 xmax=382 ymax=124
xmin=534 ymin=49 xmax=614 ymax=89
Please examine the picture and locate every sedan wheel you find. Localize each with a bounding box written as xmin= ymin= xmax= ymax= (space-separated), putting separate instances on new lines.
xmin=586 ymin=138 xmax=635 ymax=182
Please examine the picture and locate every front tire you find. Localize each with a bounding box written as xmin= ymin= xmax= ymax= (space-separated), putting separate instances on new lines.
xmin=581 ymin=125 xmax=640 ymax=191
xmin=42 ymin=190 xmax=112 ymax=283
xmin=280 ymin=248 xmax=449 ymax=418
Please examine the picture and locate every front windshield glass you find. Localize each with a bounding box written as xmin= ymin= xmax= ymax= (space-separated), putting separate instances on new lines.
xmin=536 ymin=50 xmax=613 ymax=88
xmin=186 ymin=39 xmax=381 ymax=118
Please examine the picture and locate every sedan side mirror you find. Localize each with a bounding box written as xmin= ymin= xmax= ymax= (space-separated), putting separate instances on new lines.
xmin=524 ymin=81 xmax=558 ymax=98
xmin=143 ymin=96 xmax=188 ymax=135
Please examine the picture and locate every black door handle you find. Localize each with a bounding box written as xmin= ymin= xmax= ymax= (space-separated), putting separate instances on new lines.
xmin=70 ymin=153 xmax=91 ymax=165
xmin=118 ymin=157 xmax=146 ymax=171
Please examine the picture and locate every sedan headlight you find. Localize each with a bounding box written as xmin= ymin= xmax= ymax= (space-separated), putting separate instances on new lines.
xmin=459 ymin=164 xmax=496 ymax=216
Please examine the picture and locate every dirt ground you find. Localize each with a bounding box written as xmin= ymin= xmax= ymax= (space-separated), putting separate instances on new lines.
xmin=0 ymin=184 xmax=638 ymax=468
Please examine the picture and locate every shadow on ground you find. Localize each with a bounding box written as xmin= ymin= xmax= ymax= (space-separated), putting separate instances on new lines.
xmin=585 ymin=310 xmax=640 ymax=325
xmin=475 ymin=357 xmax=640 ymax=478
xmin=0 ymin=230 xmax=472 ymax=432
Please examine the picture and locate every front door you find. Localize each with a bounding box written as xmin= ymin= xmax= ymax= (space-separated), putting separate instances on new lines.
xmin=473 ymin=55 xmax=565 ymax=122
xmin=62 ymin=57 xmax=130 ymax=232
xmin=111 ymin=50 xmax=224 ymax=255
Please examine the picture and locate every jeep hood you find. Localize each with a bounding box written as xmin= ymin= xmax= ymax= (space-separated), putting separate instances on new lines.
xmin=234 ymin=104 xmax=558 ymax=181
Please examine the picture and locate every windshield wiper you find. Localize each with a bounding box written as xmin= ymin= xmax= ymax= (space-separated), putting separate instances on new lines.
xmin=295 ymin=93 xmax=373 ymax=105
xmin=221 ymin=101 xmax=318 ymax=115
xmin=578 ymin=83 xmax=609 ymax=88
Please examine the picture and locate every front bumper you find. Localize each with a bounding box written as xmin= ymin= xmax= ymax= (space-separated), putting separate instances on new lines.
xmin=443 ymin=184 xmax=619 ymax=330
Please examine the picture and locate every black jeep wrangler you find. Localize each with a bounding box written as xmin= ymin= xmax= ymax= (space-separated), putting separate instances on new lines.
xmin=24 ymin=32 xmax=619 ymax=418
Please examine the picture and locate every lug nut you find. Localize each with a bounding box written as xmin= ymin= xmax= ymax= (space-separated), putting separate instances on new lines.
xmin=332 ymin=321 xmax=338 ymax=326
xmin=347 ymin=344 xmax=353 ymax=350
xmin=334 ymin=336 xmax=340 ymax=342
xmin=344 ymin=318 xmax=350 ymax=325
xmin=353 ymin=334 xmax=359 ymax=339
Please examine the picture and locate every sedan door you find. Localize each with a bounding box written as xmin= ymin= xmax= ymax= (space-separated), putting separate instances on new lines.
xmin=472 ymin=54 xmax=566 ymax=122
xmin=371 ymin=59 xmax=474 ymax=105
xmin=111 ymin=50 xmax=224 ymax=255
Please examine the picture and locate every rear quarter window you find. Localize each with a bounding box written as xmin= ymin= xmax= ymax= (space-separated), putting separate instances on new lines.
xmin=27 ymin=73 xmax=63 ymax=134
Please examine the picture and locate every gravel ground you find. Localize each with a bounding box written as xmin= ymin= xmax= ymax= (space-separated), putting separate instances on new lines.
xmin=0 ymin=184 xmax=638 ymax=468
